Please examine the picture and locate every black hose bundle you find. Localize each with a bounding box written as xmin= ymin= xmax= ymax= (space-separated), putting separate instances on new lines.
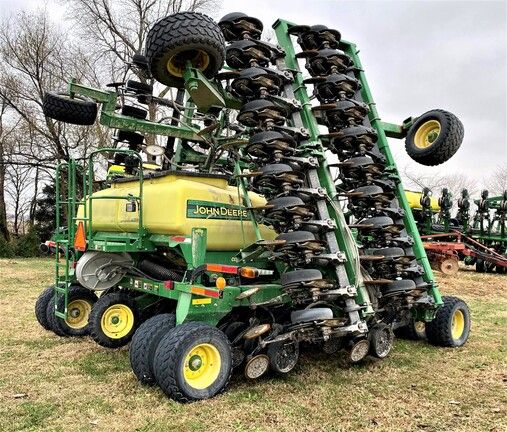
xmin=137 ymin=258 xmax=183 ymax=281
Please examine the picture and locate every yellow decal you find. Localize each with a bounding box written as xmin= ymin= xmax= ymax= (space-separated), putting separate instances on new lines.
xmin=192 ymin=298 xmax=212 ymax=305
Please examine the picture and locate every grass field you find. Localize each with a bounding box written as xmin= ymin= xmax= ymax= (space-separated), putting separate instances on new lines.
xmin=0 ymin=258 xmax=505 ymax=432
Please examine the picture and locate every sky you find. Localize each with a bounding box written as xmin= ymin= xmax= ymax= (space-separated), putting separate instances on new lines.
xmin=1 ymin=0 xmax=506 ymax=189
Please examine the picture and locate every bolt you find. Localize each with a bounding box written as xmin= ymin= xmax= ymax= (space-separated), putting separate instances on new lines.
xmin=187 ymin=81 xmax=199 ymax=92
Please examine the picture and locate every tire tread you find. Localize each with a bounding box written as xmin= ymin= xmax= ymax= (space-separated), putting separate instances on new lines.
xmin=405 ymin=109 xmax=464 ymax=166
xmin=426 ymin=295 xmax=470 ymax=347
xmin=153 ymin=322 xmax=232 ymax=402
xmin=129 ymin=313 xmax=175 ymax=385
xmin=43 ymin=93 xmax=97 ymax=125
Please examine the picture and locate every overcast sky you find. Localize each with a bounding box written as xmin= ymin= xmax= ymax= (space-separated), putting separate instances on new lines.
xmin=1 ymin=0 xmax=506 ymax=189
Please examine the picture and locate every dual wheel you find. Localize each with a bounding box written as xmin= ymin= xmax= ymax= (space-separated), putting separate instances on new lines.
xmin=129 ymin=316 xmax=301 ymax=402
xmin=35 ymin=285 xmax=97 ymax=336
xmin=130 ymin=317 xmax=232 ymax=402
xmin=35 ymin=286 xmax=139 ymax=347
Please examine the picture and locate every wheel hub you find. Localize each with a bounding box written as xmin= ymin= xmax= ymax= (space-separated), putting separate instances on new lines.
xmin=101 ymin=304 xmax=134 ymax=339
xmin=183 ymin=343 xmax=221 ymax=389
xmin=66 ymin=299 xmax=92 ymax=329
xmin=414 ymin=119 xmax=441 ymax=149
xmin=451 ymin=310 xmax=465 ymax=339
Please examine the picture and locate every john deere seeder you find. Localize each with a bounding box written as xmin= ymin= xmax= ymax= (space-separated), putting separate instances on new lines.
xmin=36 ymin=12 xmax=471 ymax=402
xmin=410 ymin=187 xmax=507 ymax=274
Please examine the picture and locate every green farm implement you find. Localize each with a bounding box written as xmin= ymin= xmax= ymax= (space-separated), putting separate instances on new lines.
xmin=408 ymin=188 xmax=507 ymax=274
xmin=35 ymin=11 xmax=471 ymax=402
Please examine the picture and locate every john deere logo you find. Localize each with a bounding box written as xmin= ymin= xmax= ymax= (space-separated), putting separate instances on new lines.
xmin=187 ymin=200 xmax=248 ymax=220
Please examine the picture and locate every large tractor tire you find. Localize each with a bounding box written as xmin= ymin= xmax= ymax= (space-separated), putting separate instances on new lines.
xmin=153 ymin=322 xmax=232 ymax=402
xmin=426 ymin=296 xmax=470 ymax=347
xmin=42 ymin=92 xmax=98 ymax=125
xmin=89 ymin=292 xmax=140 ymax=348
xmin=46 ymin=297 xmax=67 ymax=337
xmin=129 ymin=313 xmax=176 ymax=385
xmin=145 ymin=12 xmax=226 ymax=88
xmin=35 ymin=286 xmax=55 ymax=331
xmin=48 ymin=286 xmax=98 ymax=337
xmin=405 ymin=109 xmax=464 ymax=166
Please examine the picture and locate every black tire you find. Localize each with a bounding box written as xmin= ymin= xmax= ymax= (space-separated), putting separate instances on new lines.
xmin=153 ymin=322 xmax=232 ymax=402
xmin=485 ymin=262 xmax=495 ymax=273
xmin=51 ymin=286 xmax=98 ymax=337
xmin=116 ymin=130 xmax=144 ymax=146
xmin=35 ymin=286 xmax=55 ymax=331
xmin=89 ymin=292 xmax=140 ymax=348
xmin=121 ymin=105 xmax=147 ymax=120
xmin=476 ymin=259 xmax=485 ymax=273
xmin=426 ymin=296 xmax=470 ymax=347
xmin=43 ymin=92 xmax=98 ymax=125
xmin=129 ymin=313 xmax=176 ymax=385
xmin=405 ymin=109 xmax=464 ymax=166
xmin=46 ymin=297 xmax=68 ymax=337
xmin=145 ymin=12 xmax=226 ymax=88
xmin=126 ymin=80 xmax=153 ymax=94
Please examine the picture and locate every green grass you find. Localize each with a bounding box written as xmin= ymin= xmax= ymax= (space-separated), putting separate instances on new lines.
xmin=0 ymin=258 xmax=506 ymax=432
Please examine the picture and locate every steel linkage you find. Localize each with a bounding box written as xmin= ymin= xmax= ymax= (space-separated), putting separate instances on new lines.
xmin=288 ymin=24 xmax=435 ymax=332
xmin=219 ymin=13 xmax=370 ymax=367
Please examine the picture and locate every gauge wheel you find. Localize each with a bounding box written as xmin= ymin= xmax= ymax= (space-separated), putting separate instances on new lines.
xmin=153 ymin=322 xmax=232 ymax=402
xmin=426 ymin=296 xmax=470 ymax=347
xmin=369 ymin=324 xmax=394 ymax=358
xmin=43 ymin=92 xmax=98 ymax=125
xmin=439 ymin=257 xmax=459 ymax=275
xmin=89 ymin=292 xmax=140 ymax=348
xmin=267 ymin=340 xmax=300 ymax=374
xmin=405 ymin=109 xmax=464 ymax=166
xmin=145 ymin=12 xmax=225 ymax=88
xmin=48 ymin=285 xmax=98 ymax=336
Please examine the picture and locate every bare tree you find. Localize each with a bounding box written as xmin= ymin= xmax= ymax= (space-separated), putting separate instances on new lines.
xmin=0 ymin=11 xmax=103 ymax=166
xmin=0 ymin=10 xmax=107 ymax=234
xmin=0 ymin=99 xmax=12 ymax=241
xmin=5 ymin=162 xmax=33 ymax=236
xmin=486 ymin=164 xmax=507 ymax=195
xmin=61 ymin=0 xmax=220 ymax=82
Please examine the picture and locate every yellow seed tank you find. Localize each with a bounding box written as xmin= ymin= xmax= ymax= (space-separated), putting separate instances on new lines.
xmin=80 ymin=172 xmax=275 ymax=250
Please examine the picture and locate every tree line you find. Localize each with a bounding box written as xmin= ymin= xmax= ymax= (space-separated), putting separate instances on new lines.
xmin=0 ymin=0 xmax=217 ymax=257
xmin=0 ymin=0 xmax=505 ymax=257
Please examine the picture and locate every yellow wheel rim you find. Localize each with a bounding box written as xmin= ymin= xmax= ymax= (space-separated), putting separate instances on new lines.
xmin=100 ymin=304 xmax=134 ymax=339
xmin=414 ymin=120 xmax=441 ymax=149
xmin=66 ymin=299 xmax=92 ymax=329
xmin=414 ymin=321 xmax=426 ymax=334
xmin=183 ymin=343 xmax=221 ymax=390
xmin=167 ymin=49 xmax=210 ymax=77
xmin=451 ymin=309 xmax=465 ymax=340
